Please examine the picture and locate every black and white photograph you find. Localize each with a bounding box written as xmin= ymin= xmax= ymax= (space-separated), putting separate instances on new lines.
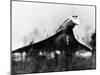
xmin=11 ymin=0 xmax=96 ymax=74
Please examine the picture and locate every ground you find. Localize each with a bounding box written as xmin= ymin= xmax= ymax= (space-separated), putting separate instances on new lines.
xmin=12 ymin=49 xmax=96 ymax=74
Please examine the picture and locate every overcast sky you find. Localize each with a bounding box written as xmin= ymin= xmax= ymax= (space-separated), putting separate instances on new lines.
xmin=12 ymin=1 xmax=95 ymax=50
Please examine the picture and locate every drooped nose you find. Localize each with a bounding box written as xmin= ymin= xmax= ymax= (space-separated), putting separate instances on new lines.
xmin=71 ymin=15 xmax=80 ymax=25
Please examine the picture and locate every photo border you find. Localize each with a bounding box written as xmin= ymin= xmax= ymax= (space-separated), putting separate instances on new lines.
xmin=10 ymin=0 xmax=96 ymax=74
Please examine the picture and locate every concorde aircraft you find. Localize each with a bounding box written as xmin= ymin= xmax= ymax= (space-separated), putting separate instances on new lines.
xmin=12 ymin=15 xmax=92 ymax=61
